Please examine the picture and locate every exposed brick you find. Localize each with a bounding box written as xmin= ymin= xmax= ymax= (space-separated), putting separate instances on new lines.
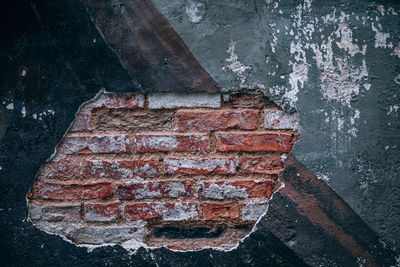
xmin=239 ymin=155 xmax=283 ymax=174
xmin=164 ymin=157 xmax=238 ymax=175
xmin=94 ymin=110 xmax=173 ymax=131
xmin=69 ymin=112 xmax=93 ymax=132
xmin=148 ymin=92 xmax=220 ymax=109
xmin=35 ymin=182 xmax=112 ymax=200
xmin=29 ymin=204 xmax=81 ymax=222
xmin=176 ymin=109 xmax=258 ymax=132
xmin=228 ymin=91 xmax=268 ymax=108
xmin=264 ymin=109 xmax=299 ymax=130
xmin=163 ymin=203 xmax=199 ymax=221
xmin=202 ymin=202 xmax=240 ymax=220
xmin=85 ymin=203 xmax=120 ymax=222
xmin=197 ymin=180 xmax=274 ymax=200
xmin=37 ymin=158 xmax=82 ymax=179
xmin=57 ymin=135 xmax=130 ymax=154
xmin=83 ymin=92 xmax=144 ymax=109
xmin=135 ymin=134 xmax=209 ymax=153
xmin=83 ymin=160 xmax=158 ymax=179
xmin=117 ymin=181 xmax=192 ymax=200
xmin=242 ymin=203 xmax=268 ymax=221
xmin=215 ymin=132 xmax=292 ymax=152
xmin=124 ymin=203 xmax=163 ymax=221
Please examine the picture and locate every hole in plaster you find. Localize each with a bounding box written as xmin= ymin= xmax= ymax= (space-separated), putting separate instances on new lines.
xmin=26 ymin=89 xmax=300 ymax=251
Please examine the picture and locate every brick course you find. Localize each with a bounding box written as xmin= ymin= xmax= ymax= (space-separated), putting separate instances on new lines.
xmin=27 ymin=91 xmax=299 ymax=250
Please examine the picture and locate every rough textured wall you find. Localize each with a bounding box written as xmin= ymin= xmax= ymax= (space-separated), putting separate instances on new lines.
xmin=152 ymin=0 xmax=400 ymax=251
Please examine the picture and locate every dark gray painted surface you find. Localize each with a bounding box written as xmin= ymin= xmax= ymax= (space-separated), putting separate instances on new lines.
xmin=152 ymin=0 xmax=400 ymax=254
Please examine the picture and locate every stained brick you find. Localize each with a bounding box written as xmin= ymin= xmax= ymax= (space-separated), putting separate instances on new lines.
xmin=197 ymin=180 xmax=274 ymax=200
xmin=83 ymin=160 xmax=158 ymax=179
xmin=83 ymin=92 xmax=144 ymax=109
xmin=264 ymin=109 xmax=299 ymax=130
xmin=35 ymin=182 xmax=112 ymax=200
xmin=117 ymin=181 xmax=192 ymax=200
xmin=228 ymin=91 xmax=269 ymax=108
xmin=164 ymin=157 xmax=238 ymax=175
xmin=135 ymin=134 xmax=209 ymax=153
xmin=69 ymin=112 xmax=93 ymax=132
xmin=85 ymin=203 xmax=120 ymax=222
xmin=163 ymin=203 xmax=199 ymax=221
xmin=124 ymin=203 xmax=163 ymax=221
xmin=29 ymin=204 xmax=81 ymax=222
xmin=176 ymin=109 xmax=258 ymax=132
xmin=95 ymin=110 xmax=173 ymax=131
xmin=239 ymin=155 xmax=283 ymax=174
xmin=57 ymin=135 xmax=130 ymax=154
xmin=242 ymin=203 xmax=268 ymax=221
xmin=215 ymin=132 xmax=292 ymax=152
xmin=202 ymin=202 xmax=240 ymax=220
xmin=37 ymin=158 xmax=82 ymax=179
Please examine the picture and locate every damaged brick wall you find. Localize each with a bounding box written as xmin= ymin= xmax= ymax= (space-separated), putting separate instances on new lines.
xmin=26 ymin=90 xmax=299 ymax=250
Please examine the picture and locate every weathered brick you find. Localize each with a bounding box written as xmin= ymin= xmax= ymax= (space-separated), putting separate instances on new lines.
xmin=228 ymin=91 xmax=269 ymax=108
xmin=66 ymin=221 xmax=147 ymax=245
xmin=124 ymin=203 xmax=163 ymax=221
xmin=35 ymin=182 xmax=112 ymax=200
xmin=202 ymin=202 xmax=240 ymax=220
xmin=117 ymin=181 xmax=192 ymax=200
xmin=69 ymin=112 xmax=93 ymax=132
xmin=176 ymin=109 xmax=258 ymax=132
xmin=85 ymin=203 xmax=120 ymax=222
xmin=215 ymin=132 xmax=292 ymax=152
xmin=242 ymin=203 xmax=268 ymax=221
xmin=135 ymin=134 xmax=209 ymax=153
xmin=28 ymin=204 xmax=81 ymax=222
xmin=94 ymin=110 xmax=173 ymax=131
xmin=239 ymin=155 xmax=283 ymax=174
xmin=83 ymin=92 xmax=144 ymax=109
xmin=197 ymin=180 xmax=274 ymax=200
xmin=164 ymin=157 xmax=238 ymax=175
xmin=57 ymin=135 xmax=130 ymax=154
xmin=83 ymin=160 xmax=158 ymax=179
xmin=37 ymin=158 xmax=82 ymax=179
xmin=264 ymin=109 xmax=299 ymax=130
xmin=163 ymin=203 xmax=199 ymax=221
xmin=148 ymin=92 xmax=220 ymax=109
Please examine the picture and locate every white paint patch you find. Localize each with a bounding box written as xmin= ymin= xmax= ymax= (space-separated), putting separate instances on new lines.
xmin=185 ymin=0 xmax=205 ymax=23
xmin=371 ymin=23 xmax=391 ymax=49
xmin=223 ymin=40 xmax=252 ymax=87
xmin=21 ymin=70 xmax=26 ymax=76
xmin=148 ymin=92 xmax=220 ymax=109
xmin=395 ymin=74 xmax=400 ymax=85
xmin=387 ymin=105 xmax=399 ymax=116
xmin=6 ymin=103 xmax=14 ymax=110
xmin=21 ymin=106 xmax=26 ymax=117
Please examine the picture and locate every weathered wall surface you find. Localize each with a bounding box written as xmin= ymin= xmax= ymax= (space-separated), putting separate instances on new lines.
xmin=152 ymin=0 xmax=400 ymax=251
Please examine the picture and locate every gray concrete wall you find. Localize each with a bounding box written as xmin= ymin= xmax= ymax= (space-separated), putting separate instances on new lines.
xmin=152 ymin=0 xmax=400 ymax=252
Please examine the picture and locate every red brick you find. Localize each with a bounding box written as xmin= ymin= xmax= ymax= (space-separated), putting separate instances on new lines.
xmin=84 ymin=93 xmax=144 ymax=109
xmin=202 ymin=202 xmax=240 ymax=220
xmin=239 ymin=155 xmax=283 ymax=174
xmin=135 ymin=134 xmax=209 ymax=153
xmin=228 ymin=91 xmax=269 ymax=108
xmin=176 ymin=109 xmax=259 ymax=132
xmin=35 ymin=182 xmax=112 ymax=200
xmin=215 ymin=132 xmax=292 ymax=152
xmin=85 ymin=203 xmax=120 ymax=222
xmin=37 ymin=158 xmax=82 ymax=179
xmin=57 ymin=135 xmax=130 ymax=154
xmin=117 ymin=181 xmax=192 ymax=200
xmin=163 ymin=157 xmax=238 ymax=175
xmin=83 ymin=160 xmax=158 ymax=179
xmin=197 ymin=180 xmax=274 ymax=200
xmin=69 ymin=112 xmax=93 ymax=132
xmin=124 ymin=203 xmax=163 ymax=220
